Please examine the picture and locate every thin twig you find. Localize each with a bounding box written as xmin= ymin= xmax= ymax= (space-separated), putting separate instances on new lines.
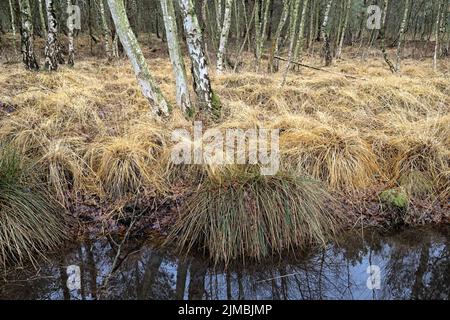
xmin=274 ymin=56 xmax=367 ymax=80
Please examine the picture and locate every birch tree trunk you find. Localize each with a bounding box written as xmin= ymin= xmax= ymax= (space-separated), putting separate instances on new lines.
xmin=293 ymin=0 xmax=310 ymax=64
xmin=255 ymin=0 xmax=271 ymax=72
xmin=217 ymin=0 xmax=233 ymax=73
xmin=268 ymin=0 xmax=289 ymax=73
xmin=280 ymin=0 xmax=301 ymax=85
xmin=335 ymin=0 xmax=351 ymax=59
xmin=99 ymin=0 xmax=112 ymax=59
xmin=8 ymin=0 xmax=17 ymax=55
xmin=254 ymin=0 xmax=261 ymax=66
xmin=18 ymin=0 xmax=39 ymax=70
xmin=433 ymin=0 xmax=444 ymax=71
xmin=215 ymin=0 xmax=223 ymax=34
xmin=160 ymin=0 xmax=192 ymax=115
xmin=67 ymin=0 xmax=75 ymax=67
xmin=38 ymin=0 xmax=47 ymax=38
xmin=178 ymin=0 xmax=217 ymax=114
xmin=321 ymin=0 xmax=333 ymax=66
xmin=395 ymin=0 xmax=410 ymax=72
xmin=380 ymin=0 xmax=395 ymax=73
xmin=44 ymin=0 xmax=60 ymax=71
xmin=107 ymin=0 xmax=170 ymax=117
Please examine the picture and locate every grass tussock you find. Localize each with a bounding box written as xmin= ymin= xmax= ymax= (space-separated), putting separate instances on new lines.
xmin=85 ymin=135 xmax=166 ymax=199
xmin=280 ymin=125 xmax=380 ymax=192
xmin=388 ymin=133 xmax=448 ymax=198
xmin=168 ymin=166 xmax=340 ymax=263
xmin=0 ymin=146 xmax=67 ymax=267
xmin=37 ymin=138 xmax=86 ymax=205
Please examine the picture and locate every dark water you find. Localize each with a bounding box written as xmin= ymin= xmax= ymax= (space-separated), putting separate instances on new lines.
xmin=1 ymin=227 xmax=449 ymax=300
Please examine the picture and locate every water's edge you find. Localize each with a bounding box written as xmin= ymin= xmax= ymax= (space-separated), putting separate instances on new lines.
xmin=1 ymin=226 xmax=449 ymax=300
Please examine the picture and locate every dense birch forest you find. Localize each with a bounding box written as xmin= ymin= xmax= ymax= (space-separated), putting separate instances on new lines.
xmin=0 ymin=0 xmax=449 ymax=287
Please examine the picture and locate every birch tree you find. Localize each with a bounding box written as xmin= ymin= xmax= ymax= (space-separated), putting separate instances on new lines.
xmin=98 ymin=0 xmax=113 ymax=59
xmin=8 ymin=0 xmax=17 ymax=55
xmin=217 ymin=0 xmax=233 ymax=73
xmin=335 ymin=0 xmax=351 ymax=59
xmin=215 ymin=0 xmax=223 ymax=35
xmin=293 ymin=0 xmax=310 ymax=64
xmin=255 ymin=0 xmax=271 ymax=71
xmin=44 ymin=0 xmax=60 ymax=71
xmin=268 ymin=0 xmax=289 ymax=73
xmin=321 ymin=0 xmax=333 ymax=66
xmin=107 ymin=0 xmax=170 ymax=117
xmin=67 ymin=0 xmax=75 ymax=67
xmin=160 ymin=0 xmax=192 ymax=115
xmin=395 ymin=0 xmax=410 ymax=72
xmin=281 ymin=0 xmax=301 ymax=84
xmin=18 ymin=0 xmax=39 ymax=71
xmin=178 ymin=0 xmax=217 ymax=114
xmin=380 ymin=0 xmax=395 ymax=73
xmin=433 ymin=0 xmax=445 ymax=71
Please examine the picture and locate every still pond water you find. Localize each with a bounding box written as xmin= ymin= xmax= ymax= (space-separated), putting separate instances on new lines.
xmin=1 ymin=226 xmax=449 ymax=300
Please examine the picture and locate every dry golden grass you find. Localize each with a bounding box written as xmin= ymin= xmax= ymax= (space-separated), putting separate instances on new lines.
xmin=168 ymin=166 xmax=340 ymax=263
xmin=0 ymin=37 xmax=449 ymax=264
xmin=280 ymin=125 xmax=380 ymax=191
xmin=1 ymin=54 xmax=448 ymax=201
xmin=84 ymin=135 xmax=167 ymax=199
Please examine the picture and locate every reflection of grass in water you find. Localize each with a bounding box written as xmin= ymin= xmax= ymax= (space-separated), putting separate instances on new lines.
xmin=0 ymin=146 xmax=67 ymax=267
xmin=168 ymin=166 xmax=341 ymax=264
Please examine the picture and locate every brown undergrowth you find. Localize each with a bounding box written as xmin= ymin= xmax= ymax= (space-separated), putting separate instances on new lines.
xmin=0 ymin=37 xmax=449 ymax=263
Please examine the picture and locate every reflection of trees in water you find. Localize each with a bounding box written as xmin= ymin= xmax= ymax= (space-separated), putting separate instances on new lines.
xmin=382 ymin=228 xmax=450 ymax=300
xmin=1 ymin=227 xmax=449 ymax=300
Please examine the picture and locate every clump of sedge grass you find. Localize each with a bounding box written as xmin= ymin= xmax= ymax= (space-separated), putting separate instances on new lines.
xmin=37 ymin=138 xmax=86 ymax=206
xmin=0 ymin=146 xmax=67 ymax=267
xmin=280 ymin=125 xmax=380 ymax=192
xmin=390 ymin=135 xmax=448 ymax=197
xmin=85 ymin=136 xmax=166 ymax=199
xmin=168 ymin=166 xmax=340 ymax=264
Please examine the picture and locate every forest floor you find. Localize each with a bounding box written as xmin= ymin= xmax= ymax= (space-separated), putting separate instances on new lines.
xmin=0 ymin=35 xmax=449 ymax=260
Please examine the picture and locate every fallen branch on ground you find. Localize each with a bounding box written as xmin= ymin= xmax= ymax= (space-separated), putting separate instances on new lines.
xmin=274 ymin=56 xmax=367 ymax=80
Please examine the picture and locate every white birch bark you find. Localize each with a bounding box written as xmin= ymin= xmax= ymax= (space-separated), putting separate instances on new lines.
xmin=217 ymin=0 xmax=233 ymax=73
xmin=380 ymin=0 xmax=395 ymax=73
xmin=67 ymin=0 xmax=75 ymax=67
xmin=281 ymin=0 xmax=301 ymax=84
xmin=44 ymin=0 xmax=59 ymax=71
xmin=433 ymin=0 xmax=444 ymax=71
xmin=18 ymin=0 xmax=39 ymax=70
xmin=321 ymin=0 xmax=333 ymax=66
xmin=178 ymin=0 xmax=216 ymax=114
xmin=255 ymin=0 xmax=271 ymax=71
xmin=335 ymin=0 xmax=351 ymax=59
xmin=160 ymin=0 xmax=192 ymax=114
xmin=107 ymin=0 xmax=170 ymax=117
xmin=293 ymin=0 xmax=310 ymax=64
xmin=215 ymin=0 xmax=223 ymax=32
xmin=395 ymin=0 xmax=410 ymax=72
